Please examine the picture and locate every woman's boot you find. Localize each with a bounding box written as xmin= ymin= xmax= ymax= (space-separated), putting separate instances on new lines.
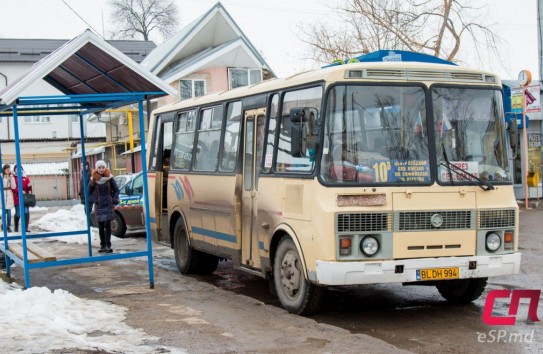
xmin=14 ymin=216 xmax=19 ymax=233
xmin=24 ymin=213 xmax=31 ymax=232
xmin=105 ymin=222 xmax=112 ymax=253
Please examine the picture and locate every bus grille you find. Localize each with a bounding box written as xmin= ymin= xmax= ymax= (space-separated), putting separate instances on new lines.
xmin=395 ymin=210 xmax=474 ymax=231
xmin=337 ymin=212 xmax=392 ymax=232
xmin=478 ymin=209 xmax=515 ymax=229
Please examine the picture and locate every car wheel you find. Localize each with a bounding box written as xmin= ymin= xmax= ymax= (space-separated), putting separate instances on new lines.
xmin=436 ymin=277 xmax=488 ymax=304
xmin=111 ymin=212 xmax=127 ymax=237
xmin=273 ymin=236 xmax=324 ymax=315
xmin=173 ymin=218 xmax=218 ymax=274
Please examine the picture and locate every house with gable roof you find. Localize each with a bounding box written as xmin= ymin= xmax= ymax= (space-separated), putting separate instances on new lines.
xmin=141 ymin=2 xmax=275 ymax=105
xmin=117 ymin=2 xmax=276 ymax=173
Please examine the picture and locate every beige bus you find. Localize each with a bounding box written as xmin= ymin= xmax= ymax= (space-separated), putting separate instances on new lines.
xmin=146 ymin=61 xmax=520 ymax=314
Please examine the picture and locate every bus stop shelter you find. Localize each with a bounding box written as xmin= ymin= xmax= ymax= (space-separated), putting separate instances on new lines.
xmin=0 ymin=29 xmax=176 ymax=288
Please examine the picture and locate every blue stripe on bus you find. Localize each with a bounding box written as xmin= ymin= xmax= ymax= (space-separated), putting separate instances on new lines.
xmin=259 ymin=241 xmax=265 ymax=250
xmin=192 ymin=226 xmax=237 ymax=243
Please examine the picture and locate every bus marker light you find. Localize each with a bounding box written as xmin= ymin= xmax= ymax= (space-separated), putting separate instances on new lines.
xmin=504 ymin=231 xmax=514 ymax=250
xmin=339 ymin=238 xmax=352 ymax=255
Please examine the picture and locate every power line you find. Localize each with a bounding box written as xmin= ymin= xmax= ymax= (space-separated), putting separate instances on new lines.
xmin=60 ymin=0 xmax=104 ymax=38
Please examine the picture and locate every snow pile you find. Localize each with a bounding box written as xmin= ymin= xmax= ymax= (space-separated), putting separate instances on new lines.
xmin=0 ymin=279 xmax=185 ymax=353
xmin=31 ymin=204 xmax=100 ymax=244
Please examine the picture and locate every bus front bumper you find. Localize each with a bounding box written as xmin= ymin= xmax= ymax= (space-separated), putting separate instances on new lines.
xmin=314 ymin=253 xmax=521 ymax=286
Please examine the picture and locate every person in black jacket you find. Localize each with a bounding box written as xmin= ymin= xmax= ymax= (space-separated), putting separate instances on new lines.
xmin=88 ymin=160 xmax=120 ymax=253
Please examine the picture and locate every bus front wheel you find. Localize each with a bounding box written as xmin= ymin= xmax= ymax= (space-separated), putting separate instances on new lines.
xmin=435 ymin=277 xmax=488 ymax=304
xmin=273 ymin=237 xmax=324 ymax=315
xmin=173 ymin=219 xmax=218 ymax=274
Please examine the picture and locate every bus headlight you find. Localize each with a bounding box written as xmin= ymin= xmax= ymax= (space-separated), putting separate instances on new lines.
xmin=360 ymin=236 xmax=379 ymax=257
xmin=485 ymin=232 xmax=501 ymax=252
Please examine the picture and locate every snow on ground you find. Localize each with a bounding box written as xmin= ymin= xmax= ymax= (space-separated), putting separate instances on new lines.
xmin=31 ymin=204 xmax=106 ymax=244
xmin=0 ymin=278 xmax=186 ymax=353
xmin=1 ymin=204 xmax=186 ymax=353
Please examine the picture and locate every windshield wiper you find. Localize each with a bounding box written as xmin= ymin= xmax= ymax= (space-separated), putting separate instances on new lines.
xmin=440 ymin=143 xmax=494 ymax=191
xmin=441 ymin=143 xmax=455 ymax=186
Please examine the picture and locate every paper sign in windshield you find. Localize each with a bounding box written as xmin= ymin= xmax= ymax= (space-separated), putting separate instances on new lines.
xmin=440 ymin=161 xmax=479 ymax=181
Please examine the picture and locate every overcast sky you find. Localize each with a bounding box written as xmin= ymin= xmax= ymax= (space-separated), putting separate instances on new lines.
xmin=0 ymin=0 xmax=540 ymax=80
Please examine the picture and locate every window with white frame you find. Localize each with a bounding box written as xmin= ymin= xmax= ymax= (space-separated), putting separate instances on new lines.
xmin=228 ymin=68 xmax=262 ymax=89
xmin=24 ymin=116 xmax=51 ymax=123
xmin=179 ymin=79 xmax=206 ymax=101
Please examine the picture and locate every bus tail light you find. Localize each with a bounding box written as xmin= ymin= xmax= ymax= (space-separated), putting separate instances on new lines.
xmin=339 ymin=237 xmax=352 ymax=256
xmin=504 ymin=231 xmax=514 ymax=250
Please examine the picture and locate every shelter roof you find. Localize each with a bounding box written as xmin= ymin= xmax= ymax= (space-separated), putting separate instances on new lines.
xmin=0 ymin=29 xmax=176 ymax=113
xmin=0 ymin=38 xmax=156 ymax=63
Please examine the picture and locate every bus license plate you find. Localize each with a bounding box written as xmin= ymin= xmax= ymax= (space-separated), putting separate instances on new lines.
xmin=416 ymin=267 xmax=459 ymax=281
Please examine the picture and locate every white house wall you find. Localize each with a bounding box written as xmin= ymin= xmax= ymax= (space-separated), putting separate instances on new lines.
xmin=0 ymin=61 xmax=106 ymax=140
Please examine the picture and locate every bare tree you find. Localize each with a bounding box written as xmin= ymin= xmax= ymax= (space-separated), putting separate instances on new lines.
xmin=300 ymin=0 xmax=501 ymax=66
xmin=109 ymin=0 xmax=179 ymax=41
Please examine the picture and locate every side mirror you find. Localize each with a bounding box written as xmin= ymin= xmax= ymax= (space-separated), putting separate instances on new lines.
xmin=290 ymin=107 xmax=310 ymax=157
xmin=291 ymin=123 xmax=308 ymax=157
xmin=507 ymin=114 xmax=519 ymax=158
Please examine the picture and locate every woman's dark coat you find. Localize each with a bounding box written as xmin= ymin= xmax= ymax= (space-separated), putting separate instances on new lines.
xmin=88 ymin=168 xmax=120 ymax=222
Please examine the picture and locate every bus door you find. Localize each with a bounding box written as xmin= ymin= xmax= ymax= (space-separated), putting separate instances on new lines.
xmin=149 ymin=114 xmax=174 ymax=243
xmin=241 ymin=108 xmax=266 ymax=269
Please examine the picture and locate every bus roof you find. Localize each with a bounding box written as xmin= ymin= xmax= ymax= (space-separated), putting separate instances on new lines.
xmin=153 ymin=61 xmax=501 ymax=115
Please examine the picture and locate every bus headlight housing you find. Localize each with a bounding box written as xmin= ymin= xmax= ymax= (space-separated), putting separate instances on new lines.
xmin=485 ymin=232 xmax=501 ymax=252
xmin=360 ymin=235 xmax=379 ymax=257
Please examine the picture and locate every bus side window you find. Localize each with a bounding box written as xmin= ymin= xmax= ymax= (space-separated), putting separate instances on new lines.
xmin=276 ymin=86 xmax=322 ymax=173
xmin=220 ymin=101 xmax=242 ymax=172
xmin=194 ymin=106 xmax=223 ymax=171
xmin=172 ymin=110 xmax=196 ymax=170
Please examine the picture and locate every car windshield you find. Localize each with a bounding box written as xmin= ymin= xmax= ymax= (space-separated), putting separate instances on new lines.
xmin=433 ymin=87 xmax=511 ymax=183
xmin=320 ymin=85 xmax=430 ymax=184
xmin=119 ymin=173 xmax=143 ymax=195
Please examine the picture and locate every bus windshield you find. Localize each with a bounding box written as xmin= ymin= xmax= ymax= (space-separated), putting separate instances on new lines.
xmin=320 ymin=85 xmax=430 ymax=184
xmin=433 ymin=87 xmax=511 ymax=184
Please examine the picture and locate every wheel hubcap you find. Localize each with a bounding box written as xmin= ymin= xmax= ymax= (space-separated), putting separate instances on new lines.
xmin=280 ymin=250 xmax=301 ymax=298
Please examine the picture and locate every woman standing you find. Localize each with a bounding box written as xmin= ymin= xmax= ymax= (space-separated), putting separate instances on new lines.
xmin=12 ymin=165 xmax=32 ymax=233
xmin=2 ymin=165 xmax=16 ymax=232
xmin=88 ymin=160 xmax=119 ymax=253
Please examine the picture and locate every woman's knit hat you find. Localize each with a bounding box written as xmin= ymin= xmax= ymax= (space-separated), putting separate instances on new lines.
xmin=95 ymin=160 xmax=107 ymax=169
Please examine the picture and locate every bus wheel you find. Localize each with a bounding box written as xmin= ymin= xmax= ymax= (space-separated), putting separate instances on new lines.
xmin=273 ymin=237 xmax=324 ymax=315
xmin=111 ymin=213 xmax=127 ymax=238
xmin=436 ymin=277 xmax=488 ymax=304
xmin=173 ymin=219 xmax=218 ymax=274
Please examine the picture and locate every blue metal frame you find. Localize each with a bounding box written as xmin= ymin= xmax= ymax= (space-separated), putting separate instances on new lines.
xmin=0 ymin=92 xmax=159 ymax=288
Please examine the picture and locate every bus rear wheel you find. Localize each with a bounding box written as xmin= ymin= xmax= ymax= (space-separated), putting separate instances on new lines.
xmin=173 ymin=218 xmax=218 ymax=274
xmin=436 ymin=277 xmax=488 ymax=304
xmin=273 ymin=237 xmax=324 ymax=315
